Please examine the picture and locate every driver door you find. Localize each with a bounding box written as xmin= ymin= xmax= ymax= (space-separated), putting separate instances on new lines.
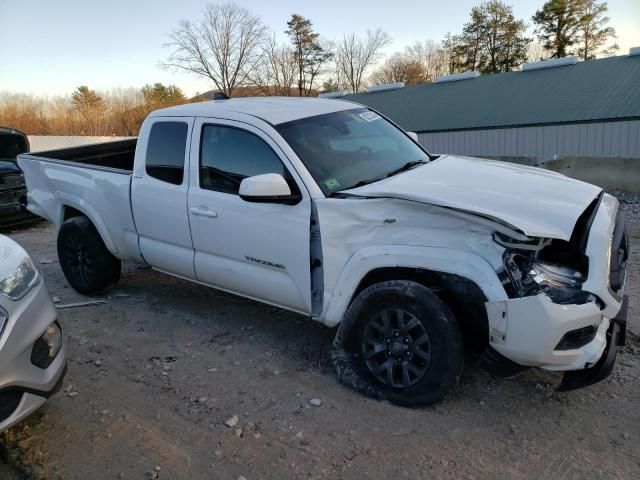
xmin=187 ymin=117 xmax=312 ymax=314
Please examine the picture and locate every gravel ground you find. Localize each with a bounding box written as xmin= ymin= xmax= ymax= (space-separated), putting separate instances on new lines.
xmin=0 ymin=196 xmax=639 ymax=480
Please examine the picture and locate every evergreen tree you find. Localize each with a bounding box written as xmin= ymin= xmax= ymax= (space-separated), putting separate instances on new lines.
xmin=285 ymin=14 xmax=332 ymax=96
xmin=576 ymin=0 xmax=617 ymax=60
xmin=532 ymin=0 xmax=582 ymax=58
xmin=457 ymin=1 xmax=530 ymax=73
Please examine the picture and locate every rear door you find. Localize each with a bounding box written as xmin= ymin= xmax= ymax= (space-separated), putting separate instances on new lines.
xmin=187 ymin=117 xmax=312 ymax=313
xmin=131 ymin=116 xmax=196 ymax=278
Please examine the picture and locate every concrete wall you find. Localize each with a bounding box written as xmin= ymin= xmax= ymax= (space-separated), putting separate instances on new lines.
xmin=418 ymin=120 xmax=640 ymax=162
xmin=475 ymin=155 xmax=640 ymax=193
xmin=539 ymin=156 xmax=640 ymax=193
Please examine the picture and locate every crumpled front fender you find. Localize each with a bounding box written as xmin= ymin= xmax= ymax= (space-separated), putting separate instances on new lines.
xmin=320 ymin=244 xmax=508 ymax=327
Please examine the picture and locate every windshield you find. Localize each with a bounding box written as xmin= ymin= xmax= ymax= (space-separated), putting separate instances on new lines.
xmin=276 ymin=108 xmax=430 ymax=196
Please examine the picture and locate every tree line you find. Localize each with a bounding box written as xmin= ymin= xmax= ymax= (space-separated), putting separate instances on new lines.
xmin=164 ymin=0 xmax=618 ymax=94
xmin=0 ymin=84 xmax=186 ymax=136
xmin=0 ymin=0 xmax=618 ymax=136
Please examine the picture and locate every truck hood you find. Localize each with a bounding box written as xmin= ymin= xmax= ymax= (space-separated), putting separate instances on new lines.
xmin=343 ymin=155 xmax=602 ymax=241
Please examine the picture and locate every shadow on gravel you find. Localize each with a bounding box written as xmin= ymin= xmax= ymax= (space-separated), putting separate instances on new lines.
xmin=116 ymin=266 xmax=568 ymax=412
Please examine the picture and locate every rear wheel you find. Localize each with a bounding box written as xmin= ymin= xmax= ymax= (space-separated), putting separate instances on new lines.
xmin=332 ymin=280 xmax=463 ymax=406
xmin=57 ymin=216 xmax=121 ymax=295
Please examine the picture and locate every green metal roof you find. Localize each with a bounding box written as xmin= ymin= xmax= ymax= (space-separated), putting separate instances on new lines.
xmin=343 ymin=54 xmax=640 ymax=133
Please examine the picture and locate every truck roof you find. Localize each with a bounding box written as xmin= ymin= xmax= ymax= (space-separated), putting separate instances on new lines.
xmin=149 ymin=97 xmax=360 ymax=125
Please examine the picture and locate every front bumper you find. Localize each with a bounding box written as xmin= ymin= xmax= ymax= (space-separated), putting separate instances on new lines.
xmin=0 ymin=279 xmax=67 ymax=432
xmin=485 ymin=193 xmax=627 ymax=387
xmin=558 ymin=296 xmax=627 ymax=390
xmin=486 ymin=294 xmax=617 ymax=370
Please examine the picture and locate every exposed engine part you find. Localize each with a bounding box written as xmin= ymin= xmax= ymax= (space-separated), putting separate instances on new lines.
xmin=529 ymin=262 xmax=593 ymax=304
xmin=495 ymin=196 xmax=603 ymax=304
xmin=501 ymin=252 xmax=539 ymax=298
xmin=501 ymin=250 xmax=593 ymax=304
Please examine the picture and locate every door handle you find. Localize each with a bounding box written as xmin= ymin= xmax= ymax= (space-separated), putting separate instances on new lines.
xmin=189 ymin=206 xmax=218 ymax=218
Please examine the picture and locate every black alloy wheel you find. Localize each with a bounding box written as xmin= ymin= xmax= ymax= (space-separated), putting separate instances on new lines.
xmin=362 ymin=308 xmax=432 ymax=388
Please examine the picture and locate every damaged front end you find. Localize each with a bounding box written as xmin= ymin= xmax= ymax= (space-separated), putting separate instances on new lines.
xmin=499 ymin=245 xmax=593 ymax=306
xmin=496 ymin=192 xmax=601 ymax=306
xmin=485 ymin=193 xmax=629 ymax=390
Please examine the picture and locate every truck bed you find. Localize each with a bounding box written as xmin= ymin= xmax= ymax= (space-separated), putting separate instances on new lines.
xmin=29 ymin=139 xmax=137 ymax=172
xmin=18 ymin=139 xmax=143 ymax=262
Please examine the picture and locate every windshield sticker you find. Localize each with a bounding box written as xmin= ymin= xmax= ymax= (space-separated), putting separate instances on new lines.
xmin=359 ymin=111 xmax=381 ymax=122
xmin=324 ymin=178 xmax=342 ymax=190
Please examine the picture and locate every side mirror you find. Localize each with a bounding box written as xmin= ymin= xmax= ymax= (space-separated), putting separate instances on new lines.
xmin=407 ymin=131 xmax=419 ymax=143
xmin=239 ymin=173 xmax=300 ymax=205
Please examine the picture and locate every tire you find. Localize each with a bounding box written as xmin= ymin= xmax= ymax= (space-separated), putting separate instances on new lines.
xmin=57 ymin=216 xmax=121 ymax=295
xmin=332 ymin=280 xmax=463 ymax=407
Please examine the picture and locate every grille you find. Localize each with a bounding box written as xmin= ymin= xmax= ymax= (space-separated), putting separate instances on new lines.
xmin=0 ymin=391 xmax=23 ymax=423
xmin=0 ymin=185 xmax=27 ymax=202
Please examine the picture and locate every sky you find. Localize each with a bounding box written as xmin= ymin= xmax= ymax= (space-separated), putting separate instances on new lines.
xmin=1 ymin=0 xmax=639 ymax=97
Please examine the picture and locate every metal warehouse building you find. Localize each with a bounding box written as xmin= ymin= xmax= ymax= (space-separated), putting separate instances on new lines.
xmin=339 ymin=50 xmax=640 ymax=162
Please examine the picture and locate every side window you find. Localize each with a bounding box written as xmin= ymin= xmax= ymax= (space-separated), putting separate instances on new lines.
xmin=146 ymin=121 xmax=188 ymax=185
xmin=200 ymin=125 xmax=287 ymax=194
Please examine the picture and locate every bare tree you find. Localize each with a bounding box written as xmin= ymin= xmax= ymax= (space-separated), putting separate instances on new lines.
xmin=107 ymin=87 xmax=145 ymax=136
xmin=163 ymin=3 xmax=267 ymax=97
xmin=370 ymin=53 xmax=425 ymax=85
xmin=527 ymin=40 xmax=548 ymax=61
xmin=251 ymin=34 xmax=298 ymax=96
xmin=405 ymin=40 xmax=448 ymax=82
xmin=336 ymin=28 xmax=392 ymax=93
xmin=441 ymin=33 xmax=466 ymax=74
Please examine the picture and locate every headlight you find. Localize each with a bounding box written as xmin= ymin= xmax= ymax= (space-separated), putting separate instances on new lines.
xmin=0 ymin=257 xmax=39 ymax=300
xmin=530 ymin=261 xmax=590 ymax=304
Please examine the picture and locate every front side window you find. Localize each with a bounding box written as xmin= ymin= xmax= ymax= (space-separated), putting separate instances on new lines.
xmin=276 ymin=108 xmax=430 ymax=195
xmin=146 ymin=121 xmax=188 ymax=185
xmin=200 ymin=125 xmax=287 ymax=194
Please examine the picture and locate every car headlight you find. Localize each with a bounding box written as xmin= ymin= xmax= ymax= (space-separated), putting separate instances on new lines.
xmin=0 ymin=257 xmax=39 ymax=300
xmin=530 ymin=261 xmax=591 ymax=304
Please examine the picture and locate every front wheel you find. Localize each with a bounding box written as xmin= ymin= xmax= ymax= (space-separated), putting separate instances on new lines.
xmin=332 ymin=280 xmax=463 ymax=406
xmin=57 ymin=216 xmax=121 ymax=295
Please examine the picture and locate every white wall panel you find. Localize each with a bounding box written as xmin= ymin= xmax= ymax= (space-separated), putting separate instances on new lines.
xmin=418 ymin=120 xmax=640 ymax=161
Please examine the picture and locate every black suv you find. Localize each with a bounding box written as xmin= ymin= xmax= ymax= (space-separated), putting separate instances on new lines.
xmin=0 ymin=127 xmax=37 ymax=229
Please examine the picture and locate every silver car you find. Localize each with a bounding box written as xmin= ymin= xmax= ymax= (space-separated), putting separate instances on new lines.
xmin=0 ymin=234 xmax=66 ymax=431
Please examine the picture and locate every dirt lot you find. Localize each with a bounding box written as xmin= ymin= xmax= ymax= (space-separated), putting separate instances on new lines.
xmin=1 ymin=200 xmax=640 ymax=480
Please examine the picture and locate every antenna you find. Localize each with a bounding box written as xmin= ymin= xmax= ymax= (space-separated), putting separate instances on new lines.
xmin=213 ymin=92 xmax=229 ymax=100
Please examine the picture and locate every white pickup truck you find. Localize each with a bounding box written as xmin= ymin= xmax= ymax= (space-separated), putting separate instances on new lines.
xmin=18 ymin=97 xmax=629 ymax=405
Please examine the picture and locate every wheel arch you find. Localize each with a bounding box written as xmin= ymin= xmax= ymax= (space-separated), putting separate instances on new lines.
xmin=57 ymin=199 xmax=118 ymax=256
xmin=355 ymin=268 xmax=493 ymax=352
xmin=321 ymin=245 xmax=508 ymax=340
